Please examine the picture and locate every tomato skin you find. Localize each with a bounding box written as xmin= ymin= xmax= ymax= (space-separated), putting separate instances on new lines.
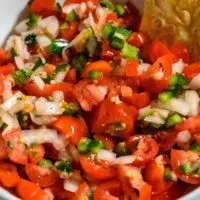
xmin=79 ymin=155 xmax=117 ymax=180
xmin=127 ymin=135 xmax=159 ymax=165
xmin=106 ymin=12 xmax=119 ymax=23
xmin=25 ymin=164 xmax=59 ymax=187
xmin=175 ymin=116 xmax=200 ymax=133
xmin=128 ymin=32 xmax=146 ymax=48
xmin=44 ymin=64 xmax=56 ymax=75
xmin=92 ymin=99 xmax=137 ymax=138
xmin=65 ymin=68 xmax=77 ymax=84
xmin=28 ymin=144 xmax=45 ymax=164
xmin=24 ymin=82 xmax=74 ymax=100
xmin=0 ymin=63 xmax=15 ymax=75
xmin=0 ymin=162 xmax=20 ymax=188
xmin=171 ymin=149 xmax=200 ymax=184
xmin=82 ymin=60 xmax=113 ymax=78
xmin=183 ymin=62 xmax=200 ymax=81
xmin=170 ymin=43 xmax=190 ymax=63
xmin=73 ymin=182 xmax=90 ymax=200
xmin=0 ymin=136 xmax=8 ymax=160
xmin=0 ymin=48 xmax=11 ymax=64
xmin=94 ymin=134 xmax=116 ymax=150
xmin=93 ymin=180 xmax=121 ymax=200
xmin=17 ymin=179 xmax=51 ymax=200
xmin=125 ymin=59 xmax=139 ymax=77
xmin=51 ymin=116 xmax=88 ymax=145
xmin=61 ymin=22 xmax=79 ymax=41
xmin=2 ymin=129 xmax=28 ymax=165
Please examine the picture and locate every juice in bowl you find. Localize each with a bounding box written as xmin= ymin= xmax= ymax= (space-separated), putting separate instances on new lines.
xmin=0 ymin=0 xmax=199 ymax=199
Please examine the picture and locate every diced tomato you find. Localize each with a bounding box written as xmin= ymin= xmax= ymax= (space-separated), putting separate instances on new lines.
xmin=0 ymin=136 xmax=8 ymax=160
xmin=171 ymin=149 xmax=200 ymax=184
xmin=128 ymin=32 xmax=146 ymax=48
xmin=17 ymin=179 xmax=52 ymax=200
xmin=0 ymin=162 xmax=20 ymax=188
xmin=127 ymin=135 xmax=159 ymax=165
xmin=82 ymin=60 xmax=113 ymax=78
xmin=0 ymin=63 xmax=15 ymax=75
xmin=125 ymin=59 xmax=139 ymax=77
xmin=73 ymin=182 xmax=90 ymax=200
xmin=24 ymin=82 xmax=74 ymax=101
xmin=170 ymin=43 xmax=190 ymax=63
xmin=25 ymin=164 xmax=59 ymax=187
xmin=61 ymin=21 xmax=79 ymax=41
xmin=65 ymin=68 xmax=77 ymax=84
xmin=0 ymin=48 xmax=11 ymax=64
xmin=94 ymin=134 xmax=116 ymax=150
xmin=2 ymin=129 xmax=28 ymax=164
xmin=51 ymin=116 xmax=88 ymax=145
xmin=44 ymin=64 xmax=56 ymax=75
xmin=79 ymin=155 xmax=117 ymax=180
xmin=106 ymin=12 xmax=119 ymax=23
xmin=93 ymin=180 xmax=121 ymax=200
xmin=183 ymin=62 xmax=200 ymax=81
xmin=92 ymin=99 xmax=137 ymax=138
xmin=64 ymin=0 xmax=99 ymax=6
xmin=28 ymin=144 xmax=45 ymax=164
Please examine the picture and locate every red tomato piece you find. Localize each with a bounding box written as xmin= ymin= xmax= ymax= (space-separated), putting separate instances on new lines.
xmin=183 ymin=62 xmax=200 ymax=81
xmin=25 ymin=164 xmax=59 ymax=187
xmin=0 ymin=136 xmax=8 ymax=160
xmin=106 ymin=12 xmax=119 ymax=23
xmin=125 ymin=59 xmax=139 ymax=77
xmin=82 ymin=60 xmax=113 ymax=78
xmin=171 ymin=149 xmax=200 ymax=184
xmin=0 ymin=63 xmax=15 ymax=75
xmin=28 ymin=144 xmax=45 ymax=164
xmin=127 ymin=135 xmax=159 ymax=165
xmin=0 ymin=48 xmax=11 ymax=64
xmin=65 ymin=68 xmax=77 ymax=84
xmin=92 ymin=99 xmax=137 ymax=138
xmin=17 ymin=179 xmax=51 ymax=200
xmin=61 ymin=21 xmax=79 ymax=41
xmin=51 ymin=116 xmax=88 ymax=145
xmin=73 ymin=182 xmax=90 ymax=200
xmin=44 ymin=64 xmax=56 ymax=75
xmin=94 ymin=134 xmax=116 ymax=150
xmin=128 ymin=32 xmax=146 ymax=48
xmin=79 ymin=155 xmax=117 ymax=180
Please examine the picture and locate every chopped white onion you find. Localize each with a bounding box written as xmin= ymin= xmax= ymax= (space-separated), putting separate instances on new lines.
xmin=138 ymin=105 xmax=152 ymax=119
xmin=21 ymin=129 xmax=65 ymax=150
xmin=1 ymin=91 xmax=23 ymax=111
xmin=172 ymin=59 xmax=185 ymax=74
xmin=112 ymin=155 xmax=136 ymax=165
xmin=97 ymin=149 xmax=116 ymax=162
xmin=88 ymin=12 xmax=100 ymax=39
xmin=14 ymin=36 xmax=30 ymax=59
xmin=2 ymin=80 xmax=12 ymax=101
xmin=54 ymin=71 xmax=67 ymax=82
xmin=96 ymin=6 xmax=107 ymax=33
xmin=120 ymin=59 xmax=127 ymax=68
xmin=14 ymin=56 xmax=25 ymax=70
xmin=31 ymin=75 xmax=45 ymax=90
xmin=15 ymin=19 xmax=29 ymax=34
xmin=189 ymin=74 xmax=200 ymax=90
xmin=137 ymin=63 xmax=151 ymax=75
xmin=185 ymin=90 xmax=199 ymax=116
xmin=38 ymin=16 xmax=59 ymax=39
xmin=36 ymin=35 xmax=51 ymax=48
xmin=30 ymin=113 xmax=57 ymax=125
xmin=24 ymin=62 xmax=35 ymax=70
xmin=144 ymin=115 xmax=165 ymax=124
xmin=64 ymin=179 xmax=80 ymax=193
xmin=63 ymin=4 xmax=79 ymax=14
xmin=53 ymin=91 xmax=64 ymax=102
xmin=76 ymin=2 xmax=87 ymax=18
xmin=153 ymin=108 xmax=169 ymax=119
xmin=176 ymin=130 xmax=191 ymax=143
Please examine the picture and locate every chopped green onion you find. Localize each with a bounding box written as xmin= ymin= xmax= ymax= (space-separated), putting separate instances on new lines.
xmin=169 ymin=73 xmax=188 ymax=87
xmin=60 ymin=22 xmax=69 ymax=30
xmin=49 ymin=40 xmax=68 ymax=56
xmin=26 ymin=13 xmax=41 ymax=28
xmin=7 ymin=141 xmax=13 ymax=150
xmin=55 ymin=160 xmax=73 ymax=173
xmin=179 ymin=163 xmax=191 ymax=175
xmin=191 ymin=142 xmax=200 ymax=152
xmin=72 ymin=55 xmax=88 ymax=74
xmin=100 ymin=0 xmax=115 ymax=10
xmin=64 ymin=102 xmax=80 ymax=116
xmin=67 ymin=10 xmax=78 ymax=21
xmin=32 ymin=58 xmax=46 ymax=71
xmin=102 ymin=23 xmax=115 ymax=39
xmin=55 ymin=63 xmax=69 ymax=73
xmin=12 ymin=70 xmax=32 ymax=86
xmin=165 ymin=113 xmax=183 ymax=128
xmin=115 ymin=142 xmax=129 ymax=156
xmin=122 ymin=42 xmax=139 ymax=59
xmin=115 ymin=4 xmax=125 ymax=17
xmin=10 ymin=48 xmax=17 ymax=58
xmin=88 ymin=70 xmax=103 ymax=80
xmin=173 ymin=85 xmax=183 ymax=97
xmin=110 ymin=37 xmax=124 ymax=50
xmin=39 ymin=159 xmax=53 ymax=168
xmin=78 ymin=137 xmax=92 ymax=154
xmin=0 ymin=123 xmax=8 ymax=131
xmin=56 ymin=2 xmax=62 ymax=11
xmin=113 ymin=27 xmax=132 ymax=41
xmin=158 ymin=90 xmax=174 ymax=102
xmin=25 ymin=33 xmax=36 ymax=45
xmin=88 ymin=139 xmax=104 ymax=154
xmin=164 ymin=168 xmax=173 ymax=181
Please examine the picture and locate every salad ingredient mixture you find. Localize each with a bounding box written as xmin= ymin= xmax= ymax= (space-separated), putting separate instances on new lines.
xmin=0 ymin=0 xmax=199 ymax=199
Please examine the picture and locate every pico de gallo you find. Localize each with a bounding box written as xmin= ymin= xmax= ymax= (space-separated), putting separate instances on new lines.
xmin=0 ymin=0 xmax=199 ymax=199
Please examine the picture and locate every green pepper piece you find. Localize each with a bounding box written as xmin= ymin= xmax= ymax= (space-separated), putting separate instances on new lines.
xmin=67 ymin=10 xmax=78 ymax=21
xmin=110 ymin=37 xmax=124 ymax=50
xmin=102 ymin=23 xmax=116 ymax=39
xmin=89 ymin=139 xmax=105 ymax=154
xmin=55 ymin=160 xmax=73 ymax=173
xmin=88 ymin=70 xmax=103 ymax=80
xmin=158 ymin=90 xmax=174 ymax=102
xmin=165 ymin=113 xmax=183 ymax=128
xmin=115 ymin=4 xmax=125 ymax=17
xmin=164 ymin=168 xmax=173 ymax=181
xmin=25 ymin=33 xmax=36 ymax=45
xmin=12 ymin=70 xmax=32 ymax=86
xmin=26 ymin=13 xmax=41 ymax=28
xmin=113 ymin=27 xmax=132 ymax=41
xmin=49 ymin=40 xmax=69 ymax=56
xmin=39 ymin=159 xmax=53 ymax=168
xmin=191 ymin=142 xmax=200 ymax=152
xmin=122 ymin=42 xmax=139 ymax=59
xmin=78 ymin=137 xmax=91 ymax=154
xmin=179 ymin=163 xmax=191 ymax=175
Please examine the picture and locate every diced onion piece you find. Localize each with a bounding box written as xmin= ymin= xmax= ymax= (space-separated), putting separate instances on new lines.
xmin=38 ymin=16 xmax=59 ymax=39
xmin=172 ymin=59 xmax=185 ymax=74
xmin=21 ymin=129 xmax=65 ymax=150
xmin=15 ymin=19 xmax=29 ymax=34
xmin=112 ymin=155 xmax=136 ymax=165
xmin=189 ymin=74 xmax=200 ymax=90
xmin=97 ymin=149 xmax=116 ymax=162
xmin=14 ymin=36 xmax=30 ymax=59
xmin=54 ymin=71 xmax=67 ymax=82
xmin=58 ymin=149 xmax=72 ymax=161
xmin=3 ymin=80 xmax=12 ymax=101
xmin=52 ymin=91 xmax=64 ymax=102
xmin=1 ymin=91 xmax=23 ymax=111
xmin=153 ymin=108 xmax=169 ymax=119
xmin=30 ymin=113 xmax=57 ymax=125
xmin=24 ymin=63 xmax=35 ymax=70
xmin=138 ymin=105 xmax=152 ymax=119
xmin=176 ymin=130 xmax=191 ymax=143
xmin=137 ymin=63 xmax=150 ymax=75
xmin=36 ymin=35 xmax=51 ymax=48
xmin=185 ymin=90 xmax=199 ymax=116
xmin=96 ymin=6 xmax=107 ymax=33
xmin=14 ymin=56 xmax=25 ymax=70
xmin=63 ymin=4 xmax=79 ymax=14
xmin=77 ymin=2 xmax=87 ymax=18
xmin=31 ymin=75 xmax=45 ymax=90
xmin=88 ymin=12 xmax=100 ymax=39
xmin=64 ymin=179 xmax=80 ymax=193
xmin=144 ymin=115 xmax=165 ymax=124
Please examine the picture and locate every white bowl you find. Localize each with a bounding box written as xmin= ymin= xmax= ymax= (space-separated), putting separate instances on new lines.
xmin=0 ymin=0 xmax=199 ymax=199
